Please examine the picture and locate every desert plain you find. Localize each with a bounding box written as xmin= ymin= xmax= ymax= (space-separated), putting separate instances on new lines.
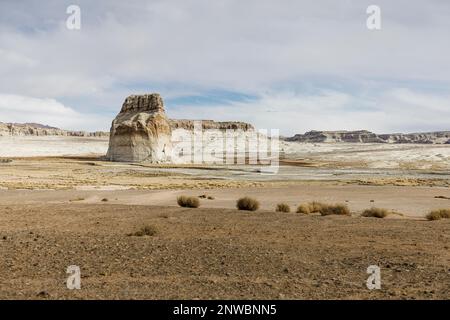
xmin=0 ymin=136 xmax=449 ymax=299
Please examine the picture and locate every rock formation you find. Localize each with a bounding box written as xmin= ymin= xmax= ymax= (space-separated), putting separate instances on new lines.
xmin=106 ymin=94 xmax=173 ymax=162
xmin=285 ymin=130 xmax=450 ymax=144
xmin=0 ymin=122 xmax=108 ymax=137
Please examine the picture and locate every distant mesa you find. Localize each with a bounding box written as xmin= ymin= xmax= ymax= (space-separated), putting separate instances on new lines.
xmin=0 ymin=122 xmax=108 ymax=137
xmin=284 ymin=130 xmax=450 ymax=144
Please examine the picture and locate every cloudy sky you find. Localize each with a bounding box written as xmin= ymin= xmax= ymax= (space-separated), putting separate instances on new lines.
xmin=0 ymin=0 xmax=449 ymax=135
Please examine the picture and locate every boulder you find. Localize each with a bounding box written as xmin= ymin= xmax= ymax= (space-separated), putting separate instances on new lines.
xmin=106 ymin=94 xmax=172 ymax=162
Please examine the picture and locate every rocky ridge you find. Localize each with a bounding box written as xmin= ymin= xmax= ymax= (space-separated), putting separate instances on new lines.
xmin=285 ymin=130 xmax=450 ymax=144
xmin=0 ymin=122 xmax=108 ymax=137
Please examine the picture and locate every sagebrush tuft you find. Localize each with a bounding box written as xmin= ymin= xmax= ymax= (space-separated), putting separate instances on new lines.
xmin=426 ymin=209 xmax=450 ymax=221
xmin=276 ymin=203 xmax=290 ymax=213
xmin=318 ymin=203 xmax=351 ymax=216
xmin=177 ymin=196 xmax=200 ymax=208
xmin=296 ymin=204 xmax=311 ymax=214
xmin=362 ymin=207 xmax=390 ymax=218
xmin=128 ymin=225 xmax=157 ymax=237
xmin=236 ymin=197 xmax=260 ymax=211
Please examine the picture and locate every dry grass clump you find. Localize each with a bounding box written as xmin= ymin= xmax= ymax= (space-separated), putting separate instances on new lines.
xmin=275 ymin=203 xmax=290 ymax=213
xmin=236 ymin=197 xmax=260 ymax=211
xmin=296 ymin=204 xmax=311 ymax=214
xmin=177 ymin=196 xmax=200 ymax=208
xmin=362 ymin=207 xmax=390 ymax=218
xmin=296 ymin=201 xmax=327 ymax=214
xmin=319 ymin=203 xmax=351 ymax=216
xmin=426 ymin=209 xmax=450 ymax=221
xmin=128 ymin=225 xmax=157 ymax=237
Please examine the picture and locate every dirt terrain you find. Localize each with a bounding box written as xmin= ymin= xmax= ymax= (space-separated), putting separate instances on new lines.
xmin=0 ymin=203 xmax=449 ymax=300
xmin=0 ymin=142 xmax=449 ymax=300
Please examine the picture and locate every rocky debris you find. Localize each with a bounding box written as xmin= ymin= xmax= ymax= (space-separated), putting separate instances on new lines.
xmin=106 ymin=94 xmax=173 ymax=162
xmin=0 ymin=122 xmax=108 ymax=137
xmin=285 ymin=130 xmax=450 ymax=144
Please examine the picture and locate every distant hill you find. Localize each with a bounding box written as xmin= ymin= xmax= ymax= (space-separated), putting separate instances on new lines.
xmin=285 ymin=130 xmax=450 ymax=144
xmin=0 ymin=122 xmax=109 ymax=137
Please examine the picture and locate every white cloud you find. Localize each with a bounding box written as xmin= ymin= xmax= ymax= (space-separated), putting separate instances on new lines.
xmin=0 ymin=0 xmax=449 ymax=133
xmin=0 ymin=94 xmax=110 ymax=131
xmin=168 ymin=89 xmax=450 ymax=135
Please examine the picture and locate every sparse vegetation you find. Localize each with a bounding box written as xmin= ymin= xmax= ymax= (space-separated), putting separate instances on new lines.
xmin=276 ymin=203 xmax=290 ymax=213
xmin=207 ymin=196 xmax=215 ymax=200
xmin=362 ymin=207 xmax=390 ymax=218
xmin=426 ymin=209 xmax=450 ymax=221
xmin=128 ymin=225 xmax=157 ymax=237
xmin=236 ymin=197 xmax=260 ymax=211
xmin=177 ymin=196 xmax=200 ymax=208
xmin=0 ymin=159 xmax=12 ymax=163
xmin=101 ymin=198 xmax=109 ymax=202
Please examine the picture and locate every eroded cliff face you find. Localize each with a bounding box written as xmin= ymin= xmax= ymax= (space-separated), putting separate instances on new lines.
xmin=106 ymin=94 xmax=173 ymax=162
xmin=285 ymin=130 xmax=450 ymax=144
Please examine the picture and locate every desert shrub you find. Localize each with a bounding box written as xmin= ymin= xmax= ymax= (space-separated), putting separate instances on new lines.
xmin=296 ymin=204 xmax=311 ymax=214
xmin=236 ymin=197 xmax=260 ymax=211
xmin=207 ymin=196 xmax=215 ymax=200
xmin=319 ymin=203 xmax=351 ymax=216
xmin=129 ymin=225 xmax=157 ymax=237
xmin=362 ymin=207 xmax=390 ymax=218
xmin=177 ymin=196 xmax=200 ymax=208
xmin=101 ymin=198 xmax=109 ymax=202
xmin=276 ymin=203 xmax=290 ymax=213
xmin=309 ymin=201 xmax=326 ymax=213
xmin=296 ymin=201 xmax=327 ymax=214
xmin=426 ymin=209 xmax=450 ymax=221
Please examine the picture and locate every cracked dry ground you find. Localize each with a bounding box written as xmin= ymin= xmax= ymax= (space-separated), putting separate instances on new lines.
xmin=0 ymin=204 xmax=449 ymax=299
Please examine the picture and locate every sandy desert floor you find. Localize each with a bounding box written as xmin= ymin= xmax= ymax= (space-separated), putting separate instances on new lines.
xmin=0 ymin=137 xmax=449 ymax=299
xmin=0 ymin=204 xmax=449 ymax=299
